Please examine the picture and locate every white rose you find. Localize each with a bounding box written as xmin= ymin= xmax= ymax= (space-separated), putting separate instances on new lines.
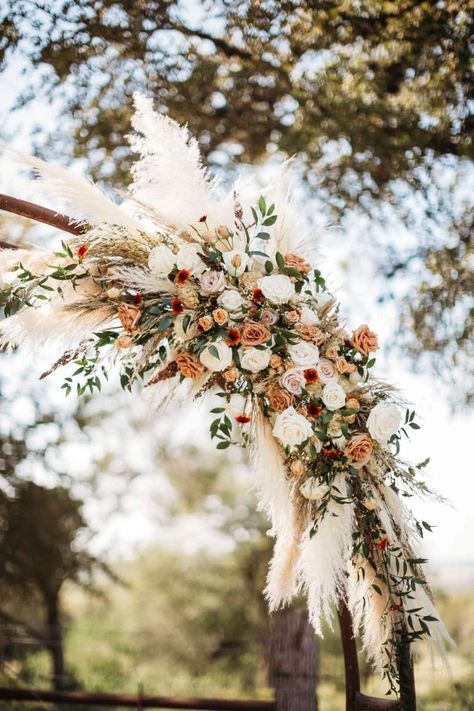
xmin=280 ymin=368 xmax=306 ymax=395
xmin=272 ymin=406 xmax=313 ymax=447
xmin=366 ymin=403 xmax=402 ymax=444
xmin=240 ymin=347 xmax=272 ymax=373
xmin=287 ymin=341 xmax=320 ymax=368
xmin=317 ymin=358 xmax=337 ymax=384
xmin=300 ymin=305 xmax=319 ymax=326
xmin=217 ymin=289 xmax=245 ymax=314
xmin=176 ymin=244 xmax=206 ymax=275
xmin=148 ymin=245 xmax=176 ymax=275
xmin=257 ymin=274 xmax=296 ymax=304
xmin=251 ymin=254 xmax=273 ymax=274
xmin=222 ymin=250 xmax=249 ymax=277
xmin=199 ymin=270 xmax=226 ymax=295
xmin=174 ymin=314 xmax=198 ymax=341
xmin=299 ymin=478 xmax=328 ymax=501
xmin=321 ymin=382 xmax=346 ymax=411
xmin=199 ymin=340 xmax=233 ymax=372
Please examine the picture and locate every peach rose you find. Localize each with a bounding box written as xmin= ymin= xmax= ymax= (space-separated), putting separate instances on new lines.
xmin=325 ymin=346 xmax=339 ymax=360
xmin=284 ymin=253 xmax=312 ymax=273
xmin=178 ymin=284 xmax=200 ymax=309
xmin=241 ymin=321 xmax=270 ymax=346
xmin=223 ymin=367 xmax=239 ymax=382
xmin=294 ymin=323 xmax=327 ymax=345
xmin=269 ymin=354 xmax=283 ymax=368
xmin=267 ymin=385 xmax=294 ymax=413
xmin=213 ymin=308 xmax=228 ymax=326
xmin=117 ymin=303 xmax=142 ymax=333
xmin=285 ymin=309 xmax=301 ymax=324
xmin=198 ymin=316 xmax=214 ymax=332
xmin=344 ymin=397 xmax=360 ymax=424
xmin=344 ymin=433 xmax=373 ymax=469
xmin=336 ymin=356 xmax=349 ymax=374
xmin=352 ymin=324 xmax=379 ymax=355
xmin=176 ymin=352 xmax=204 ymax=379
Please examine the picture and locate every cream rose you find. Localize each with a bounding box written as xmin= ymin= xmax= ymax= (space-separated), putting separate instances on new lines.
xmin=199 ymin=340 xmax=233 ymax=372
xmin=366 ymin=403 xmax=402 ymax=444
xmin=317 ymin=358 xmax=337 ymax=383
xmin=272 ymin=406 xmax=313 ymax=447
xmin=222 ymin=249 xmax=250 ymax=277
xmin=217 ymin=289 xmax=245 ymax=313
xmin=280 ymin=368 xmax=306 ymax=395
xmin=199 ymin=270 xmax=226 ymax=295
xmin=299 ymin=478 xmax=328 ymax=501
xmin=148 ymin=245 xmax=176 ymax=275
xmin=240 ymin=347 xmax=272 ymax=373
xmin=176 ymin=244 xmax=206 ymax=275
xmin=287 ymin=341 xmax=320 ymax=368
xmin=257 ymin=274 xmax=296 ymax=304
xmin=321 ymin=382 xmax=346 ymax=411
xmin=300 ymin=304 xmax=319 ymax=326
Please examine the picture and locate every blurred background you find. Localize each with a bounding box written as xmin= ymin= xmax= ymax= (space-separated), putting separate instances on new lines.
xmin=0 ymin=2 xmax=473 ymax=709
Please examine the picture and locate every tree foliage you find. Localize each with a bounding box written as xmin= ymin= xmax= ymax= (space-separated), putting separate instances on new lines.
xmin=0 ymin=2 xmax=473 ymax=405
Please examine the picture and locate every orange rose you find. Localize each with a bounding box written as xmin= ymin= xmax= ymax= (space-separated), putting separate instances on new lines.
xmin=325 ymin=346 xmax=339 ymax=360
xmin=175 ymin=352 xmax=204 ymax=379
xmin=213 ymin=308 xmax=228 ymax=326
xmin=198 ymin=316 xmax=214 ymax=332
xmin=241 ymin=321 xmax=270 ymax=346
xmin=284 ymin=253 xmax=312 ymax=273
xmin=267 ymin=385 xmax=294 ymax=413
xmin=295 ymin=323 xmax=327 ymax=345
xmin=344 ymin=433 xmax=373 ymax=469
xmin=352 ymin=324 xmax=379 ymax=355
xmin=223 ymin=367 xmax=239 ymax=382
xmin=117 ymin=303 xmax=142 ymax=333
xmin=269 ymin=354 xmax=283 ymax=369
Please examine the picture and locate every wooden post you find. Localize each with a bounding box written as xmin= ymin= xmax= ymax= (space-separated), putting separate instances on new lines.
xmin=268 ymin=606 xmax=318 ymax=711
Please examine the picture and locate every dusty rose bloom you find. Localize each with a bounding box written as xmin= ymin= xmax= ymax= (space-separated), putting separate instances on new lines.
xmin=343 ymin=397 xmax=360 ymax=424
xmin=352 ymin=324 xmax=379 ymax=355
xmin=116 ymin=335 xmax=134 ymax=349
xmin=344 ymin=434 xmax=373 ymax=469
xmin=178 ymin=285 xmax=200 ymax=309
xmin=280 ymin=368 xmax=306 ymax=395
xmin=241 ymin=321 xmax=270 ymax=346
xmin=213 ymin=308 xmax=228 ymax=326
xmin=223 ymin=367 xmax=239 ymax=382
xmin=117 ymin=303 xmax=142 ymax=333
xmin=336 ymin=356 xmax=349 ymax=374
xmin=267 ymin=385 xmax=294 ymax=413
xmin=284 ymin=253 xmax=312 ymax=273
xmin=269 ymin=354 xmax=283 ymax=369
xmin=285 ymin=309 xmax=301 ymax=324
xmin=198 ymin=316 xmax=214 ymax=332
xmin=295 ymin=323 xmax=326 ymax=345
xmin=176 ymin=352 xmax=204 ymax=379
xmin=290 ymin=460 xmax=304 ymax=477
xmin=260 ymin=309 xmax=279 ymax=326
xmin=325 ymin=346 xmax=339 ymax=360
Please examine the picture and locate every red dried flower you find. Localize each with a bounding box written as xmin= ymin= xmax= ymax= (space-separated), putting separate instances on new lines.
xmin=389 ymin=604 xmax=403 ymax=612
xmin=376 ymin=537 xmax=390 ymax=551
xmin=77 ymin=244 xmax=88 ymax=259
xmin=225 ymin=328 xmax=241 ymax=346
xmin=171 ymin=298 xmax=184 ymax=314
xmin=235 ymin=415 xmax=251 ymax=424
xmin=304 ymin=368 xmax=319 ymax=383
xmin=322 ymin=448 xmax=341 ymax=460
xmin=252 ymin=288 xmax=265 ymax=303
xmin=134 ymin=292 xmax=143 ymax=306
xmin=307 ymin=402 xmax=322 ymax=418
xmin=175 ymin=269 xmax=191 ymax=285
xmin=199 ymin=215 xmax=207 ymax=223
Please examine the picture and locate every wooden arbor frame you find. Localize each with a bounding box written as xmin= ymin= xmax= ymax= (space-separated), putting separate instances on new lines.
xmin=0 ymin=193 xmax=416 ymax=711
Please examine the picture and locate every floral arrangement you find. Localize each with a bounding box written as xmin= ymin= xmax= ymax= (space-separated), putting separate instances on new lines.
xmin=0 ymin=95 xmax=450 ymax=695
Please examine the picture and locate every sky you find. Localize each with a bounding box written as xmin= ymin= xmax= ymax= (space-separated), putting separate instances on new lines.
xmin=0 ymin=52 xmax=473 ymax=590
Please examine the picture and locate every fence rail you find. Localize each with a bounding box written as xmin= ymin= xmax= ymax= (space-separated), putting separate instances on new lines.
xmin=0 ymin=687 xmax=275 ymax=710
